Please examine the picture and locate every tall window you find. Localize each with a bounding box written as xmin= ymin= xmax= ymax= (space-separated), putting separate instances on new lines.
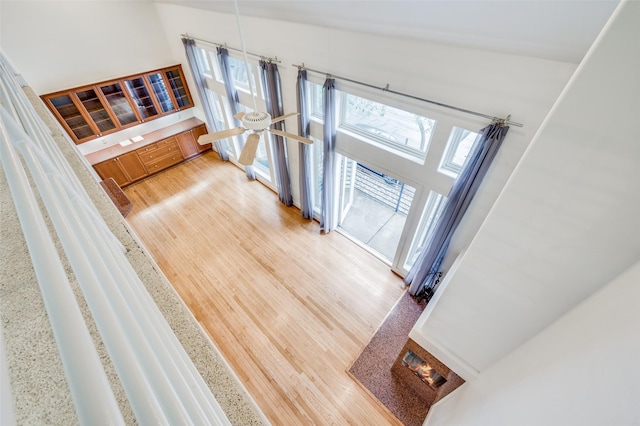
xmin=303 ymin=80 xmax=484 ymax=275
xmin=189 ymin=40 xmax=485 ymax=277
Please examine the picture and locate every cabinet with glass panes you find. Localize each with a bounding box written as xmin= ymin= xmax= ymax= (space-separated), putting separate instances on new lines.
xmin=41 ymin=65 xmax=193 ymax=144
xmin=144 ymin=65 xmax=193 ymax=115
xmin=48 ymin=94 xmax=95 ymax=142
xmin=164 ymin=66 xmax=192 ymax=109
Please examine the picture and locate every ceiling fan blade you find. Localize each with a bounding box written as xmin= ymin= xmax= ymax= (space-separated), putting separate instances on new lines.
xmin=233 ymin=111 xmax=246 ymax=121
xmin=238 ymin=133 xmax=261 ymax=165
xmin=269 ymin=129 xmax=314 ymax=145
xmin=197 ymin=127 xmax=246 ymax=145
xmin=271 ymin=112 xmax=299 ymax=124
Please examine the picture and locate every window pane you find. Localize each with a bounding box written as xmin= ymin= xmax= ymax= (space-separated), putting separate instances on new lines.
xmin=227 ymin=56 xmax=256 ymax=94
xmin=253 ymin=135 xmax=271 ymax=179
xmin=197 ymin=47 xmax=212 ymax=77
xmin=340 ymin=93 xmax=435 ymax=156
xmin=204 ymin=89 xmax=227 ymax=137
xmin=312 ymin=136 xmax=324 ymax=213
xmin=439 ymin=127 xmax=479 ymax=177
xmin=404 ymin=191 xmax=447 ymax=270
xmin=308 ymin=82 xmax=324 ymax=119
xmin=339 ymin=161 xmax=416 ymax=262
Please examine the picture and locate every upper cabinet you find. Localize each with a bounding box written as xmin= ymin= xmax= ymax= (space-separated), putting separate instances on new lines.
xmin=99 ymin=81 xmax=139 ymax=127
xmin=41 ymin=65 xmax=194 ymax=144
xmin=164 ymin=67 xmax=192 ymax=109
xmin=47 ymin=94 xmax=94 ymax=141
xmin=123 ymin=76 xmax=159 ymax=121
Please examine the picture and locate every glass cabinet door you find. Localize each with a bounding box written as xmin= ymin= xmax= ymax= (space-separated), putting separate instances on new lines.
xmin=49 ymin=94 xmax=94 ymax=141
xmin=124 ymin=77 xmax=159 ymax=121
xmin=164 ymin=68 xmax=192 ymax=109
xmin=146 ymin=72 xmax=175 ymax=113
xmin=99 ymin=82 xmax=138 ymax=127
xmin=75 ymin=88 xmax=116 ymax=134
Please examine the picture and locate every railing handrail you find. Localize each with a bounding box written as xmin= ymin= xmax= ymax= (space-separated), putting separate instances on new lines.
xmin=0 ymin=50 xmax=231 ymax=425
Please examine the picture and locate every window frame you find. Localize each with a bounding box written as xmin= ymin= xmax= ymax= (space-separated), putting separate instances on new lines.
xmin=336 ymin=90 xmax=436 ymax=162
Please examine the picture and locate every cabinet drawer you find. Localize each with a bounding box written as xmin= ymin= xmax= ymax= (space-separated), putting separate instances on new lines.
xmin=156 ymin=136 xmax=177 ymax=148
xmin=138 ymin=141 xmax=179 ymax=164
xmin=136 ymin=143 xmax=158 ymax=155
xmin=145 ymin=152 xmax=183 ymax=173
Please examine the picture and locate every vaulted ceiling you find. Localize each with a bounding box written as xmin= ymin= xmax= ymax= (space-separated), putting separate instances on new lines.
xmin=154 ymin=0 xmax=619 ymax=63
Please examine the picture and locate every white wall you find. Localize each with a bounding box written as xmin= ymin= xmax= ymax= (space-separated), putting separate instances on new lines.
xmin=412 ymin=0 xmax=640 ymax=393
xmin=0 ymin=1 xmax=175 ymax=94
xmin=425 ymin=258 xmax=640 ymax=426
xmin=152 ymin=2 xmax=576 ymax=273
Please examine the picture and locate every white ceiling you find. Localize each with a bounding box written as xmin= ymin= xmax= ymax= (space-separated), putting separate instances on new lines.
xmin=154 ymin=0 xmax=619 ymax=63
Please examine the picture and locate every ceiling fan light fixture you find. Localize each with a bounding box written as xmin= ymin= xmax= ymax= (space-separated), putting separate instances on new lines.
xmin=195 ymin=0 xmax=314 ymax=164
xmin=242 ymin=111 xmax=272 ymax=130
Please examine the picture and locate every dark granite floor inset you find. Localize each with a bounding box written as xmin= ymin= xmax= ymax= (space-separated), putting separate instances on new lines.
xmin=348 ymin=291 xmax=428 ymax=426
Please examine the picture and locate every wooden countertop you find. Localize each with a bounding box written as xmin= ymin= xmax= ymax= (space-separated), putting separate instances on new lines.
xmin=85 ymin=117 xmax=205 ymax=165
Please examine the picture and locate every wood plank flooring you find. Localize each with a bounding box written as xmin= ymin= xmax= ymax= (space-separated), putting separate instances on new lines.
xmin=123 ymin=152 xmax=406 ymax=425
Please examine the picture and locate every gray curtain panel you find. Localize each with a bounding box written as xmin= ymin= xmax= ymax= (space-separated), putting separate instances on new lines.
xmin=406 ymin=123 xmax=510 ymax=295
xmin=259 ymin=60 xmax=293 ymax=206
xmin=320 ymin=78 xmax=337 ymax=233
xmin=296 ymin=69 xmax=313 ymax=219
xmin=216 ymin=47 xmax=256 ymax=180
xmin=181 ymin=38 xmax=229 ymax=161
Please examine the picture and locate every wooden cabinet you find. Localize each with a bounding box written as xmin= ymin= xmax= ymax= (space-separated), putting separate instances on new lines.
xmin=75 ymin=87 xmax=117 ymax=134
xmin=144 ymin=66 xmax=193 ymax=116
xmin=98 ymin=81 xmax=139 ymax=127
xmin=89 ymin=119 xmax=210 ymax=188
xmin=94 ymin=151 xmax=148 ymax=187
xmin=192 ymin=124 xmax=210 ymax=154
xmin=47 ymin=94 xmax=94 ymax=142
xmin=137 ymin=137 xmax=183 ymax=174
xmin=123 ymin=76 xmax=159 ymax=121
xmin=42 ymin=65 xmax=193 ymax=144
xmin=176 ymin=124 xmax=210 ymax=160
xmin=164 ymin=67 xmax=192 ymax=110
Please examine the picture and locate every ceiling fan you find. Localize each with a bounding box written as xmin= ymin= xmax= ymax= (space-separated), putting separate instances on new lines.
xmin=197 ymin=0 xmax=313 ymax=166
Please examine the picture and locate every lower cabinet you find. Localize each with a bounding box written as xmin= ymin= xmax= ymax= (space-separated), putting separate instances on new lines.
xmin=94 ymin=151 xmax=148 ymax=187
xmin=139 ymin=136 xmax=183 ymax=174
xmin=176 ymin=124 xmax=210 ymax=159
xmin=92 ymin=123 xmax=210 ymax=187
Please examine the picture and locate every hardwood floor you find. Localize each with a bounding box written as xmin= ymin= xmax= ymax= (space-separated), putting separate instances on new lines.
xmin=123 ymin=152 xmax=406 ymax=425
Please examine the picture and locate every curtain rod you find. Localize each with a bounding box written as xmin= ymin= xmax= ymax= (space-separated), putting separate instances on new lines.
xmin=180 ymin=34 xmax=281 ymax=64
xmin=292 ymin=63 xmax=523 ymax=128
